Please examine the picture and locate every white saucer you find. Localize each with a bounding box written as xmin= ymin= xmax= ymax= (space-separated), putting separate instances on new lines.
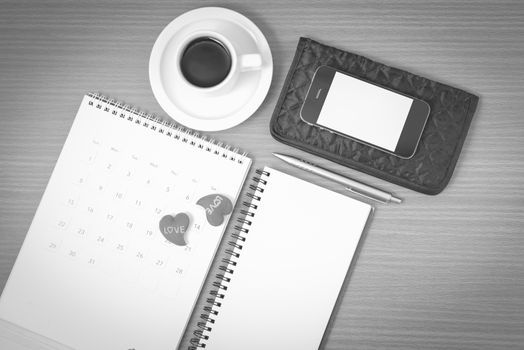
xmin=149 ymin=7 xmax=273 ymax=131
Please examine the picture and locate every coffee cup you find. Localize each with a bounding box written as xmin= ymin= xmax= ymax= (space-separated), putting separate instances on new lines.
xmin=175 ymin=31 xmax=262 ymax=94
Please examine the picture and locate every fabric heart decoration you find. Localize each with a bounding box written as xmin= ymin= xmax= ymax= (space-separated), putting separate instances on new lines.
xmin=196 ymin=194 xmax=233 ymax=226
xmin=159 ymin=213 xmax=190 ymax=246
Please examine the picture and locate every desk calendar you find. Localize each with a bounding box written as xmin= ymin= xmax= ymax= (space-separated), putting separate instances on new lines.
xmin=0 ymin=94 xmax=251 ymax=350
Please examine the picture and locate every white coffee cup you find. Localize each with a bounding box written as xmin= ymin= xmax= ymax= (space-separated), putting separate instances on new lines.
xmin=175 ymin=31 xmax=262 ymax=95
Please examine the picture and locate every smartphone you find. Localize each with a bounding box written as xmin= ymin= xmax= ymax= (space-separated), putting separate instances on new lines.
xmin=300 ymin=66 xmax=431 ymax=159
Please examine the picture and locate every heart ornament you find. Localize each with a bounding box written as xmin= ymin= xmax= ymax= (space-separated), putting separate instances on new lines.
xmin=196 ymin=194 xmax=233 ymax=226
xmin=159 ymin=213 xmax=190 ymax=246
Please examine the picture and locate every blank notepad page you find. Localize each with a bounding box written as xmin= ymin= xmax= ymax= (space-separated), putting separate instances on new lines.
xmin=204 ymin=167 xmax=372 ymax=350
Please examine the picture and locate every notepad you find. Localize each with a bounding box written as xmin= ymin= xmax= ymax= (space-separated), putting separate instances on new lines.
xmin=0 ymin=94 xmax=251 ymax=350
xmin=189 ymin=167 xmax=373 ymax=350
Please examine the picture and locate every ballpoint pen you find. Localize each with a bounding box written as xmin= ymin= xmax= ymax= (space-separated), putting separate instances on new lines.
xmin=273 ymin=153 xmax=402 ymax=204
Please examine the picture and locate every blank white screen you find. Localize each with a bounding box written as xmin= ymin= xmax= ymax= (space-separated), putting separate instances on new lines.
xmin=317 ymin=72 xmax=413 ymax=151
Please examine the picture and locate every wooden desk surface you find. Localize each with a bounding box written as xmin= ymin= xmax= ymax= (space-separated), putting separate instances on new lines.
xmin=1 ymin=1 xmax=523 ymax=349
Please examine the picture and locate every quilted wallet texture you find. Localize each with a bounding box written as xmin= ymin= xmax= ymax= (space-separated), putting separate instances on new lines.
xmin=270 ymin=37 xmax=479 ymax=195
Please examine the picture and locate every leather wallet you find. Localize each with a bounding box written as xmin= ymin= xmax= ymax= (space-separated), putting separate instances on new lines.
xmin=270 ymin=37 xmax=479 ymax=194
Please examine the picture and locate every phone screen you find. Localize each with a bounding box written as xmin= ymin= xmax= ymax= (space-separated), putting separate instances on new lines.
xmin=317 ymin=72 xmax=414 ymax=152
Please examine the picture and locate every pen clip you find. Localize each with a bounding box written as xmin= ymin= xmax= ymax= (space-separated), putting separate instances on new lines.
xmin=345 ymin=187 xmax=387 ymax=204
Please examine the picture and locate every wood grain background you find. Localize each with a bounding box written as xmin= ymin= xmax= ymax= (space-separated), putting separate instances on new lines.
xmin=1 ymin=0 xmax=523 ymax=349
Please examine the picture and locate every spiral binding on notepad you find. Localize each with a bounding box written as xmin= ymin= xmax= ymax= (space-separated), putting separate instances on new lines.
xmin=86 ymin=92 xmax=248 ymax=164
xmin=188 ymin=169 xmax=270 ymax=349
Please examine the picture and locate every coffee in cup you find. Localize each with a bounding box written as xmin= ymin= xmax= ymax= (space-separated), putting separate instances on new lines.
xmin=175 ymin=31 xmax=263 ymax=94
xmin=180 ymin=37 xmax=232 ymax=88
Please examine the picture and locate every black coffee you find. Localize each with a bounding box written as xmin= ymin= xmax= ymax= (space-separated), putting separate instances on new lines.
xmin=180 ymin=37 xmax=232 ymax=88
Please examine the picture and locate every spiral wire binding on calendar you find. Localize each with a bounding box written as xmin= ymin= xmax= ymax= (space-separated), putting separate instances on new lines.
xmin=87 ymin=92 xmax=248 ymax=164
xmin=188 ymin=169 xmax=270 ymax=349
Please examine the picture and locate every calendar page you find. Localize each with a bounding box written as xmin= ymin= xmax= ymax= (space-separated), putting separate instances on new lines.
xmin=0 ymin=95 xmax=251 ymax=350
